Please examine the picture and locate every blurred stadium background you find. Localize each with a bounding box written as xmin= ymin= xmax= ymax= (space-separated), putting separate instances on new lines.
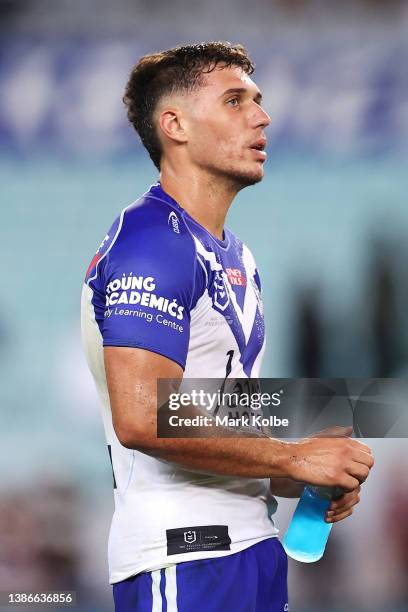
xmin=1 ymin=1 xmax=408 ymax=610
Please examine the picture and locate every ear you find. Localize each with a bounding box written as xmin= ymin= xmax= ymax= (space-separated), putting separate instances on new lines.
xmin=158 ymin=108 xmax=188 ymax=144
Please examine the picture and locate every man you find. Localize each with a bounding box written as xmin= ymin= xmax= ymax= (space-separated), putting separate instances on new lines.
xmin=81 ymin=42 xmax=374 ymax=611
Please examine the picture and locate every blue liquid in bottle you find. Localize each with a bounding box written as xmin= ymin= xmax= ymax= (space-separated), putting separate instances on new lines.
xmin=283 ymin=486 xmax=337 ymax=563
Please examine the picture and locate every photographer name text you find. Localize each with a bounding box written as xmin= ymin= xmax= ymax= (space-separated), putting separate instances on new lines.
xmin=168 ymin=415 xmax=289 ymax=428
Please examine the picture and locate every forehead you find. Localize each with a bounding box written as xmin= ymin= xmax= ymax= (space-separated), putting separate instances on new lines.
xmin=199 ymin=65 xmax=260 ymax=96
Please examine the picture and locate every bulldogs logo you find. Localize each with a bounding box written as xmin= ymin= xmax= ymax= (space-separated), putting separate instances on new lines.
xmin=211 ymin=270 xmax=230 ymax=312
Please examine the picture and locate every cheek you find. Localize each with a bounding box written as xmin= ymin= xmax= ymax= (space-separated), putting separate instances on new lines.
xmin=189 ymin=117 xmax=244 ymax=161
xmin=213 ymin=132 xmax=244 ymax=160
xmin=189 ymin=119 xmax=217 ymax=148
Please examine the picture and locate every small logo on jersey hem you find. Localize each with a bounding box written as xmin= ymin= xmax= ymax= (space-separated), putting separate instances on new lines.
xmin=166 ymin=525 xmax=231 ymax=556
xmin=168 ymin=211 xmax=180 ymax=234
xmin=184 ymin=530 xmax=196 ymax=544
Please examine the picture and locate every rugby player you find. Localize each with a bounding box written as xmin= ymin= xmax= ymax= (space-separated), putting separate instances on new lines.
xmin=81 ymin=42 xmax=374 ymax=611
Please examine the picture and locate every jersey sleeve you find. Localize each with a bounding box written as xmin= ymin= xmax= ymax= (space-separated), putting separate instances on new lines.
xmin=98 ymin=202 xmax=202 ymax=370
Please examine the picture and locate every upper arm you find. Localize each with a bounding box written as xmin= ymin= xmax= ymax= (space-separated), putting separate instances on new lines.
xmin=100 ymin=202 xmax=202 ymax=368
xmin=104 ymin=346 xmax=182 ymax=449
xmin=90 ymin=202 xmax=204 ymax=448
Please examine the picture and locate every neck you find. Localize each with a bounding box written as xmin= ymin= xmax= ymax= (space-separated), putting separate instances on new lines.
xmin=159 ymin=164 xmax=239 ymax=240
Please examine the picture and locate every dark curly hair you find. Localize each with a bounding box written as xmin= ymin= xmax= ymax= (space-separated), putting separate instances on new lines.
xmin=123 ymin=41 xmax=255 ymax=170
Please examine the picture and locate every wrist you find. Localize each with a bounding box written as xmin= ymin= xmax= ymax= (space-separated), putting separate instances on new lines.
xmin=268 ymin=438 xmax=299 ymax=479
xmin=279 ymin=438 xmax=308 ymax=480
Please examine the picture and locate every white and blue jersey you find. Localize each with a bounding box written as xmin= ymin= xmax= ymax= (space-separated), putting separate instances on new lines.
xmin=81 ymin=183 xmax=279 ymax=584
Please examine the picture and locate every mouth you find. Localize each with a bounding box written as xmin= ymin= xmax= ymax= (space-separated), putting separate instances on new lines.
xmin=249 ymin=138 xmax=267 ymax=161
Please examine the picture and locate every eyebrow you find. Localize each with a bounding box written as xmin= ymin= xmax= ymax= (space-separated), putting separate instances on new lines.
xmin=221 ymin=87 xmax=263 ymax=104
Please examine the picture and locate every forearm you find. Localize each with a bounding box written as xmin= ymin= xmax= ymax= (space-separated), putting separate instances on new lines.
xmin=115 ymin=407 xmax=371 ymax=489
xmin=141 ymin=434 xmax=294 ymax=479
xmin=115 ymin=390 xmax=297 ymax=480
xmin=106 ymin=349 xmax=375 ymax=490
xmin=120 ymin=405 xmax=294 ymax=478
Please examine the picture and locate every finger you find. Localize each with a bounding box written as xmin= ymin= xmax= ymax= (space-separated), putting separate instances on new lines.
xmin=352 ymin=440 xmax=374 ymax=455
xmin=329 ymin=487 xmax=360 ymax=511
xmin=329 ymin=497 xmax=354 ymax=513
xmin=352 ymin=449 xmax=375 ymax=468
xmin=326 ymin=508 xmax=354 ymax=523
xmin=346 ymin=461 xmax=369 ymax=483
xmin=348 ymin=463 xmax=370 ymax=484
xmin=326 ymin=497 xmax=360 ymax=517
xmin=339 ymin=475 xmax=361 ymax=492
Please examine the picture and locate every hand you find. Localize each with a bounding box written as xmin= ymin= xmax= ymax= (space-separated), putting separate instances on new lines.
xmin=289 ymin=426 xmax=374 ymax=491
xmin=325 ymin=486 xmax=361 ymax=523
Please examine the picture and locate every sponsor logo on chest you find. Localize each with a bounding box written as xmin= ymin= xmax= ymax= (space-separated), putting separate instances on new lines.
xmin=226 ymin=267 xmax=247 ymax=286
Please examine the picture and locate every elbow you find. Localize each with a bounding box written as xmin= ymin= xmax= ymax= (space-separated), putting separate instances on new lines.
xmin=114 ymin=419 xmax=158 ymax=452
xmin=116 ymin=428 xmax=137 ymax=449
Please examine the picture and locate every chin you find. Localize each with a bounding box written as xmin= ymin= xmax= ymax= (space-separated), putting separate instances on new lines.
xmin=231 ymin=166 xmax=264 ymax=189
xmin=211 ymin=161 xmax=265 ymax=190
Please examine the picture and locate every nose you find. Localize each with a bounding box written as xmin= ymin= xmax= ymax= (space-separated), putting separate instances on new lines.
xmin=251 ymin=103 xmax=271 ymax=129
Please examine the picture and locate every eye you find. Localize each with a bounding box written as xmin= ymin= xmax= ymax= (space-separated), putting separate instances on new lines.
xmin=227 ymin=97 xmax=239 ymax=107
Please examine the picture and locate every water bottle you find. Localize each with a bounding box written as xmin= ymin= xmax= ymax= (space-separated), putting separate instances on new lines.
xmin=282 ymin=485 xmax=343 ymax=563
